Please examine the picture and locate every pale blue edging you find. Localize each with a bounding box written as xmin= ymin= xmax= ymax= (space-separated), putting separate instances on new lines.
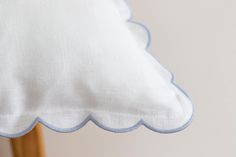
xmin=1 ymin=110 xmax=194 ymax=138
xmin=0 ymin=0 xmax=194 ymax=138
xmin=129 ymin=21 xmax=152 ymax=50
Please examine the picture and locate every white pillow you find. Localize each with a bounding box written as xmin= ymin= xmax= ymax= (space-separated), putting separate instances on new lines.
xmin=0 ymin=0 xmax=193 ymax=137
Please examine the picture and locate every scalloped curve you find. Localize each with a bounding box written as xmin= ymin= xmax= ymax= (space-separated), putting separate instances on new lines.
xmin=0 ymin=0 xmax=194 ymax=138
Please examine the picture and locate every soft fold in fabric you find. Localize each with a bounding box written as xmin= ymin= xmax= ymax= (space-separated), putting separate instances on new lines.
xmin=0 ymin=0 xmax=193 ymax=137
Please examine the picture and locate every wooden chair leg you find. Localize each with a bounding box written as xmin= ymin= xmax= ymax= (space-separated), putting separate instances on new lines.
xmin=10 ymin=124 xmax=46 ymax=157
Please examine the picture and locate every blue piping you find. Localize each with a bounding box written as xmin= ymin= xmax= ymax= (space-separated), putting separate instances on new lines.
xmin=0 ymin=0 xmax=194 ymax=138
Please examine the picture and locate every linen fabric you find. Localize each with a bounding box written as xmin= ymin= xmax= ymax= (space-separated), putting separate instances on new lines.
xmin=0 ymin=0 xmax=193 ymax=137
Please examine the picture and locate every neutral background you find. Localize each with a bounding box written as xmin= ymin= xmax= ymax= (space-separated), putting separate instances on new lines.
xmin=0 ymin=0 xmax=235 ymax=156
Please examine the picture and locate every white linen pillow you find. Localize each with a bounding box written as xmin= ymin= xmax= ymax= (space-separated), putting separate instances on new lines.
xmin=0 ymin=0 xmax=193 ymax=137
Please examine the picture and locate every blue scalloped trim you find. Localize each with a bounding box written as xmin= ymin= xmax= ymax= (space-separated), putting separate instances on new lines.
xmin=129 ymin=21 xmax=152 ymax=50
xmin=0 ymin=0 xmax=194 ymax=138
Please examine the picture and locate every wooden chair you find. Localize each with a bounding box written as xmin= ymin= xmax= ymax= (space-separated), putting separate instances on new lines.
xmin=10 ymin=124 xmax=46 ymax=157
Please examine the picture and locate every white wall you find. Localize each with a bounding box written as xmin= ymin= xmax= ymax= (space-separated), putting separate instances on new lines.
xmin=1 ymin=0 xmax=236 ymax=156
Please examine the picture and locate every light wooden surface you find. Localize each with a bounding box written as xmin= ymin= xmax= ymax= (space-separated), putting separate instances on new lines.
xmin=10 ymin=124 xmax=46 ymax=157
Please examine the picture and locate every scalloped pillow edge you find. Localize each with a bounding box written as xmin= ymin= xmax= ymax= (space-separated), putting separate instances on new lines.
xmin=0 ymin=0 xmax=194 ymax=138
